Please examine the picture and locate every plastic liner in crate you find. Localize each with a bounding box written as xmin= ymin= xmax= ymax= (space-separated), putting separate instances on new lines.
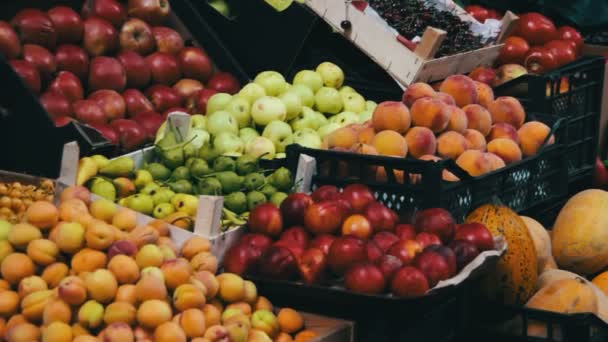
xmin=494 ymin=56 xmax=606 ymax=183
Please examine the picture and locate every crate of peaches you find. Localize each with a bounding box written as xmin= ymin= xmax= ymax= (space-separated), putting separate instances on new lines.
xmin=287 ymin=74 xmax=568 ymax=221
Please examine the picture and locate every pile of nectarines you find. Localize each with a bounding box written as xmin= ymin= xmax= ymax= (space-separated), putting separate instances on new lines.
xmin=0 ymin=185 xmax=315 ymax=342
xmin=323 ymin=74 xmax=555 ymax=181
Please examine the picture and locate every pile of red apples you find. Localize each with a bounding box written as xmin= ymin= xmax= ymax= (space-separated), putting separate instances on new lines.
xmin=0 ymin=0 xmax=241 ymax=150
xmin=224 ymin=184 xmax=495 ymax=298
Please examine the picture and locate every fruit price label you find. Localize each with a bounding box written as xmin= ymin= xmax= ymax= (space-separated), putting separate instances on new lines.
xmin=167 ymin=112 xmax=192 ymax=143
xmin=265 ymin=0 xmax=293 ymax=12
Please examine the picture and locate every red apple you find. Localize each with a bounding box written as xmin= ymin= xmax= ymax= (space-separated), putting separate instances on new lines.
xmin=327 ymin=235 xmax=367 ymax=275
xmin=152 ymin=26 xmax=184 ymax=55
xmin=388 ymin=239 xmax=422 ymax=266
xmin=23 ymin=44 xmax=56 ymax=80
xmin=89 ymin=89 xmax=126 ymax=121
xmin=453 ymin=223 xmax=494 ymax=251
xmin=48 ymin=6 xmax=83 ymax=44
xmin=340 ymin=184 xmax=375 ymax=213
xmin=415 ymin=232 xmax=442 ymax=249
xmin=173 ymin=79 xmax=204 ymax=100
xmin=55 ymin=45 xmax=89 ymax=80
xmin=11 ymin=9 xmax=57 ymax=49
xmin=87 ymin=122 xmax=119 ymax=144
xmin=223 ymin=242 xmax=262 ymax=276
xmin=391 ymin=266 xmax=429 ymax=298
xmin=0 ymin=21 xmax=21 ymax=59
xmin=119 ymin=18 xmax=155 ymax=55
xmin=304 ymin=201 xmax=345 ymax=235
xmin=258 ymin=246 xmax=298 ymax=280
xmin=145 ymin=84 xmax=183 ymax=112
xmin=344 ymin=262 xmax=386 ymax=294
xmin=309 ymin=234 xmax=335 ymax=255
xmin=10 ymin=60 xmax=41 ymax=94
xmin=110 ymin=119 xmax=147 ymax=150
xmin=280 ymin=193 xmax=314 ymax=227
xmin=89 ymin=56 xmax=126 ymax=92
xmin=363 ymin=201 xmax=397 ymax=232
xmin=414 ymin=208 xmax=455 ymax=244
xmin=207 ymin=72 xmax=241 ymax=94
xmin=178 ymin=47 xmax=213 ymax=82
xmin=424 ymin=245 xmax=457 ymax=277
xmin=376 ymin=254 xmax=403 ymax=281
xmin=248 ymin=203 xmax=283 ymax=237
xmin=298 ymin=248 xmax=327 ymax=284
xmin=145 ymin=52 xmax=181 ymax=85
xmin=413 ymin=250 xmax=451 ymax=287
xmin=239 ymin=233 xmax=273 ymax=254
xmin=273 ymin=240 xmax=304 ymax=259
xmin=468 ymin=66 xmax=497 ymax=86
xmin=53 ymin=115 xmax=73 ymax=127
xmin=279 ymin=226 xmax=310 ymax=250
xmin=123 ymin=89 xmax=154 ymax=117
xmin=49 ymin=71 xmax=83 ymax=102
xmin=117 ymin=51 xmax=151 ymax=89
xmin=336 ymin=198 xmax=353 ymax=217
xmin=366 ymin=240 xmax=384 ymax=263
xmin=83 ymin=17 xmax=118 ymax=56
xmin=128 ymin=0 xmax=171 ymax=26
xmin=395 ymin=224 xmax=417 ymax=241
xmin=73 ymin=99 xmax=106 ymax=124
xmin=449 ymin=240 xmax=480 ymax=270
xmin=311 ymin=185 xmax=340 ymax=202
xmin=132 ymin=111 xmax=163 ymax=140
xmin=40 ymin=91 xmax=72 ymax=118
xmin=372 ymin=231 xmax=399 ymax=253
xmin=342 ymin=214 xmax=373 ymax=240
xmin=184 ymin=88 xmax=214 ymax=114
xmin=82 ymin=0 xmax=127 ymax=27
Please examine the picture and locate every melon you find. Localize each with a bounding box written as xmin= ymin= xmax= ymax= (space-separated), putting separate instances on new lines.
xmin=520 ymin=216 xmax=552 ymax=274
xmin=527 ymin=277 xmax=598 ymax=314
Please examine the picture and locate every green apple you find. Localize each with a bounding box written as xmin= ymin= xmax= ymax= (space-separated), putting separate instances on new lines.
xmin=245 ymin=136 xmax=276 ymax=160
xmin=342 ymin=92 xmax=366 ymax=113
xmin=0 ymin=220 xmax=11 ymax=240
xmin=329 ymin=111 xmax=359 ymax=127
xmin=254 ymin=71 xmax=288 ymax=96
xmin=313 ymin=111 xmax=329 ymax=127
xmin=239 ymin=127 xmax=260 ymax=145
xmin=366 ymin=100 xmax=378 ymax=112
xmin=209 ymin=0 xmax=230 ymax=16
xmin=287 ymin=84 xmax=314 ymax=107
xmin=279 ymin=92 xmax=302 ymax=121
xmin=315 ymin=87 xmax=343 ymax=114
xmin=190 ymin=128 xmax=210 ymax=150
xmin=317 ymin=123 xmax=341 ymax=139
xmin=207 ymin=110 xmax=238 ymax=136
xmin=358 ymin=110 xmax=373 ymax=123
xmin=289 ymin=106 xmax=319 ymax=131
xmin=316 ymin=62 xmax=344 ymax=88
xmin=339 ymin=85 xmax=357 ymax=96
xmin=281 ymin=83 xmax=292 ymax=95
xmin=224 ymin=95 xmax=251 ymax=128
xmin=262 ymin=121 xmax=293 ymax=153
xmin=238 ymin=83 xmax=266 ymax=104
xmin=214 ymin=132 xmax=244 ymax=156
xmin=153 ymin=203 xmax=175 ymax=219
xmin=293 ymin=69 xmax=323 ymax=93
xmin=125 ymin=194 xmax=154 ymax=215
xmin=191 ymin=114 xmax=207 ymax=130
xmin=206 ymin=93 xmax=233 ymax=115
xmin=251 ymin=96 xmax=287 ymax=126
xmin=294 ymin=129 xmax=322 ymax=149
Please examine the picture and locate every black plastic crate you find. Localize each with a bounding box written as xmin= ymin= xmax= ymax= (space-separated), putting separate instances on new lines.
xmin=494 ymin=57 xmax=605 ymax=183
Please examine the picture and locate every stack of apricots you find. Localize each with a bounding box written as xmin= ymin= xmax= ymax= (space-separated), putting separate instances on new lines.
xmin=0 ymin=185 xmax=316 ymax=342
xmin=323 ymin=74 xmax=554 ymax=181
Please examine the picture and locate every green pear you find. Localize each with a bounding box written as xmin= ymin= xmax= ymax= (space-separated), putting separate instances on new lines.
xmin=189 ymin=158 xmax=211 ymax=178
xmin=199 ymin=143 xmax=220 ymax=162
xmin=152 ymin=188 xmax=175 ymax=206
xmin=169 ymin=180 xmax=193 ymax=194
xmin=171 ymin=166 xmax=191 ymax=181
xmin=247 ymin=191 xmax=267 ymax=211
xmin=216 ymin=171 xmax=244 ymax=194
xmin=153 ymin=203 xmax=175 ymax=219
xmin=213 ymin=156 xmax=236 ymax=172
xmin=146 ymin=163 xmax=171 ymax=181
xmin=236 ymin=155 xmax=259 ymax=176
xmin=160 ymin=147 xmax=185 ymax=170
xmin=268 ymin=167 xmax=293 ymax=191
xmin=270 ymin=192 xmax=288 ymax=206
xmin=171 ymin=194 xmax=198 ymax=216
xmin=244 ymin=173 xmax=265 ymax=191
xmin=260 ymin=184 xmax=277 ymax=198
xmin=125 ymin=194 xmax=154 ymax=215
xmin=196 ymin=177 xmax=223 ymax=195
xmin=90 ymin=178 xmax=117 ymax=201
xmin=224 ymin=192 xmax=247 ymax=214
xmin=134 ymin=170 xmax=154 ymax=189
xmin=99 ymin=157 xmax=134 ymax=177
xmin=140 ymin=183 xmax=161 ymax=196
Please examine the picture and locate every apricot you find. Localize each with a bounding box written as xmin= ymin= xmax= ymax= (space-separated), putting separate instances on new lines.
xmin=402 ymin=82 xmax=435 ymax=107
xmin=420 ymin=155 xmax=459 ymax=182
xmin=104 ymin=301 xmax=136 ymax=325
xmin=71 ymin=323 xmax=91 ymax=337
xmin=202 ymin=303 xmax=221 ymax=327
xmin=404 ymin=127 xmax=437 ymax=158
xmin=136 ymin=244 xmax=164 ymax=269
xmin=8 ymin=223 xmax=41 ymax=250
xmin=276 ymin=332 xmax=295 ymax=342
xmin=0 ymin=280 xmax=9 ymax=291
xmin=133 ymin=326 xmax=153 ymax=342
xmin=59 ymin=198 xmax=89 ymax=222
xmin=85 ymin=221 xmax=115 ymax=250
xmin=43 ymin=299 xmax=72 ymax=325
xmin=488 ymin=96 xmax=526 ymax=128
xmin=371 ymin=101 xmax=411 ymax=133
xmin=294 ymin=330 xmax=318 ymax=342
xmin=159 ymin=245 xmax=177 ymax=261
xmin=488 ymin=122 xmax=519 ymax=143
xmin=21 ymin=289 xmax=56 ymax=321
xmin=23 ymin=201 xmax=58 ymax=230
xmin=0 ymin=241 xmax=12 ymax=264
xmin=85 ymin=269 xmax=118 ymax=303
xmin=439 ymin=75 xmax=479 ymax=107
xmin=410 ymin=97 xmax=450 ymax=133
xmin=255 ymin=296 xmax=273 ymax=312
xmin=161 ymin=258 xmax=193 ymax=289
xmin=155 ymin=322 xmax=186 ymax=342
xmin=137 ymin=299 xmax=172 ymax=328
xmin=55 ymin=222 xmax=85 ymax=254
xmin=326 ymin=126 xmax=358 ymax=149
xmin=157 ymin=237 xmax=178 ymax=256
xmin=112 ymin=208 xmax=137 ymax=232
xmin=350 ymin=143 xmax=378 ymax=156
xmin=101 ymin=322 xmax=134 ymax=342
xmin=78 ymin=300 xmax=104 ymax=329
xmin=445 ymin=105 xmax=468 ymax=133
xmin=108 ymin=255 xmax=140 ymax=284
xmin=463 ymin=104 xmax=492 ymax=136
xmin=518 ymin=121 xmax=555 ymax=157
xmin=5 ymin=314 xmax=26 ymax=332
xmin=135 ymin=269 xmax=167 ymax=302
xmin=474 ymin=81 xmax=495 ymax=108
xmin=371 ymin=130 xmax=408 ymax=157
xmin=487 ymin=138 xmax=522 ymax=164
xmin=58 ymin=276 xmax=88 ymax=306
xmin=0 ymin=291 xmax=19 ymax=316
xmin=463 ymin=129 xmax=487 ymax=151
xmin=0 ymin=318 xmax=5 ymax=340
xmin=243 ymin=280 xmax=258 ymax=304
xmin=486 ymin=152 xmax=507 ymax=171
xmin=173 ymin=283 xmax=206 ymax=311
xmin=190 ymin=252 xmax=219 ymax=274
xmin=42 ymin=321 xmax=72 ymax=342
xmin=72 ymin=248 xmax=108 ymax=274
xmin=148 ymin=219 xmax=170 ymax=237
xmin=72 ymin=335 xmax=99 ymax=342
xmin=209 ymin=298 xmax=224 ymax=313
xmin=25 ymin=239 xmax=57 ymax=266
xmin=178 ymin=308 xmax=206 ymax=338
xmin=60 ymin=185 xmax=91 ymax=204
xmin=357 ymin=126 xmax=375 ymax=145
xmin=217 ymin=273 xmax=245 ymax=303
xmin=227 ymin=302 xmax=253 ymax=316
xmin=456 ymin=150 xmax=492 ymax=177
xmin=277 ymin=308 xmax=304 ymax=334
xmin=1 ymin=253 xmax=35 ymax=284
xmin=18 ymin=276 xmax=48 ymax=298
xmin=42 ymin=262 xmax=69 ymax=288
xmin=437 ymin=131 xmax=468 ymax=159
xmin=6 ymin=322 xmax=40 ymax=342
xmin=115 ymin=284 xmax=137 ymax=304
xmin=375 ymin=167 xmax=405 ymax=184
xmin=89 ymin=198 xmax=117 ymax=223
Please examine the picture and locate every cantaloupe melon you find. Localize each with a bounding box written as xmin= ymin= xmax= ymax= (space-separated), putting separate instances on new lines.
xmin=520 ymin=216 xmax=552 ymax=274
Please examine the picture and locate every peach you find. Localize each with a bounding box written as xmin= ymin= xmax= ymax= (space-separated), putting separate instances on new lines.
xmin=463 ymin=104 xmax=492 ymax=136
xmin=404 ymin=127 xmax=437 ymax=158
xmin=357 ymin=126 xmax=375 ymax=145
xmin=59 ymin=198 xmax=89 ymax=222
xmin=402 ymin=82 xmax=435 ymax=107
xmin=85 ymin=269 xmax=118 ymax=303
xmin=43 ymin=299 xmax=72 ymax=325
xmin=173 ymin=283 xmax=206 ymax=311
xmin=410 ymin=97 xmax=450 ymax=133
xmin=21 ymin=289 xmax=56 ymax=321
xmin=42 ymin=262 xmax=69 ymax=288
xmin=518 ymin=121 xmax=555 ymax=156
xmin=487 ymin=138 xmax=522 ymax=164
xmin=488 ymin=123 xmax=519 ymax=142
xmin=112 ymin=208 xmax=137 ymax=232
xmin=350 ymin=143 xmax=378 ymax=155
xmin=8 ymin=223 xmax=42 ymax=250
xmin=25 ymin=201 xmax=58 ymax=229
xmin=42 ymin=321 xmax=72 ymax=342
xmin=371 ymin=130 xmax=408 ymax=157
xmin=60 ymin=185 xmax=91 ymax=204
xmin=202 ymin=303 xmax=221 ymax=327
xmin=104 ymin=302 xmax=136 ymax=325
xmin=137 ymin=299 xmax=172 ymax=329
xmin=437 ymin=131 xmax=468 ymax=159
xmin=108 ymin=255 xmax=140 ymax=284
xmin=6 ymin=323 xmax=40 ymax=342
xmin=488 ymin=96 xmax=526 ymax=128
xmin=161 ymin=258 xmax=193 ymax=289
xmin=155 ymin=322 xmax=186 ymax=342
xmin=190 ymin=252 xmax=218 ymax=274
xmin=85 ymin=221 xmax=115 ymax=250
xmin=115 ymin=284 xmax=137 ymax=304
xmin=255 ymin=296 xmax=273 ymax=312
xmin=456 ymin=150 xmax=493 ymax=177
xmin=326 ymin=126 xmax=358 ymax=150
xmin=72 ymin=248 xmax=108 ymax=274
xmin=89 ymin=198 xmax=117 ymax=222
xmin=18 ymin=276 xmax=48 ymax=298
xmin=439 ymin=75 xmax=479 ymax=107
xmin=375 ymin=167 xmax=405 ymax=184
xmin=1 ymin=253 xmax=35 ymax=284
xmin=463 ymin=129 xmax=487 ymax=151
xmin=178 ymin=308 xmax=205 ymax=338
xmin=278 ymin=308 xmax=304 ymax=334
xmin=78 ymin=300 xmax=104 ymax=329
xmin=55 ymin=222 xmax=85 ymax=254
xmin=446 ymin=105 xmax=468 ymax=133
xmin=192 ymin=271 xmax=219 ymax=300
xmin=26 ymin=239 xmax=58 ymax=266
xmin=474 ymin=81 xmax=495 ymax=108
xmin=136 ymin=244 xmax=164 ymax=269
xmin=108 ymin=240 xmax=138 ymax=259
xmin=0 ymin=290 xmax=19 ymax=316
xmin=243 ymin=280 xmax=258 ymax=304
xmin=101 ymin=322 xmax=134 ymax=342
xmin=486 ymin=152 xmax=507 ymax=171
xmin=434 ymin=92 xmax=456 ymax=106
xmin=217 ymin=273 xmax=245 ymax=303
xmin=135 ymin=269 xmax=167 ymax=302
xmin=371 ymin=101 xmax=411 ymax=133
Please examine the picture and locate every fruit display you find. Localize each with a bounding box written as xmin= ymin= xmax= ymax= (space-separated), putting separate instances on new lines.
xmin=322 ymin=74 xmax=554 ymax=181
xmin=0 ymin=179 xmax=55 ymax=224
xmin=0 ymin=184 xmax=326 ymax=341
xmin=1 ymin=1 xmax=242 ymax=151
xmin=223 ymin=183 xmax=500 ymax=298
